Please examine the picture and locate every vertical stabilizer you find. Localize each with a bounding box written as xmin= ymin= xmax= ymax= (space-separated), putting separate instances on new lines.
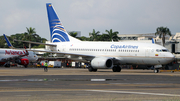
xmin=3 ymin=34 xmax=14 ymax=49
xmin=152 ymin=38 xmax=155 ymax=44
xmin=46 ymin=3 xmax=80 ymax=43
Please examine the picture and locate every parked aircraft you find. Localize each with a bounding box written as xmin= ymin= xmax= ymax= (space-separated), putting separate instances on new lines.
xmin=11 ymin=3 xmax=175 ymax=72
xmin=1 ymin=34 xmax=38 ymax=67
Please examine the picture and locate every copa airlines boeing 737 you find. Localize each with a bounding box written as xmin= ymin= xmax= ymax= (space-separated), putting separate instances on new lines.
xmin=0 ymin=34 xmax=38 ymax=67
xmin=12 ymin=3 xmax=175 ymax=72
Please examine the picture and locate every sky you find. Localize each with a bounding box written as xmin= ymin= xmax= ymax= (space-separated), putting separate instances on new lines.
xmin=0 ymin=0 xmax=180 ymax=41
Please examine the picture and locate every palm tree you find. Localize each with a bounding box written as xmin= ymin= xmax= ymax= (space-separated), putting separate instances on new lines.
xmin=24 ymin=27 xmax=37 ymax=41
xmin=78 ymin=36 xmax=90 ymax=41
xmin=89 ymin=29 xmax=100 ymax=41
xmin=98 ymin=34 xmax=109 ymax=41
xmin=155 ymin=27 xmax=172 ymax=46
xmin=105 ymin=29 xmax=120 ymax=41
xmin=68 ymin=31 xmax=77 ymax=37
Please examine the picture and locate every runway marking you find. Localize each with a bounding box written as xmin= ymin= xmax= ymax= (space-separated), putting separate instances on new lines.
xmin=75 ymin=94 xmax=92 ymax=96
xmin=87 ymin=90 xmax=180 ymax=97
xmin=15 ymin=95 xmax=31 ymax=97
xmin=91 ymin=79 xmax=106 ymax=81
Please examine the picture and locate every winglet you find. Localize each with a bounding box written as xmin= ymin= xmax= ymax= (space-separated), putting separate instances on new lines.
xmin=24 ymin=46 xmax=29 ymax=56
xmin=152 ymin=38 xmax=155 ymax=44
xmin=3 ymin=34 xmax=14 ymax=49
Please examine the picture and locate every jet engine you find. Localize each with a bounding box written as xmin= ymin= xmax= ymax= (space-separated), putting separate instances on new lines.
xmin=91 ymin=57 xmax=113 ymax=69
xmin=15 ymin=58 xmax=29 ymax=66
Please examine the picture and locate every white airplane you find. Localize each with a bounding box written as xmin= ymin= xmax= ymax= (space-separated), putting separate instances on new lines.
xmin=0 ymin=34 xmax=38 ymax=67
xmin=24 ymin=3 xmax=175 ymax=72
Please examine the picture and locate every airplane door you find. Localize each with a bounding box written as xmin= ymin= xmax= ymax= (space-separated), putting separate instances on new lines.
xmin=62 ymin=45 xmax=66 ymax=52
xmin=144 ymin=49 xmax=151 ymax=64
xmin=145 ymin=49 xmax=150 ymax=57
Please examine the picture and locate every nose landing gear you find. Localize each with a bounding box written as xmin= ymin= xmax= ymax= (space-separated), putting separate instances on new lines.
xmin=154 ymin=69 xmax=159 ymax=73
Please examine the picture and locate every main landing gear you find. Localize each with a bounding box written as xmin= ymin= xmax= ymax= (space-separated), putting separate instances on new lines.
xmin=112 ymin=65 xmax=121 ymax=72
xmin=88 ymin=66 xmax=97 ymax=72
xmin=87 ymin=65 xmax=121 ymax=72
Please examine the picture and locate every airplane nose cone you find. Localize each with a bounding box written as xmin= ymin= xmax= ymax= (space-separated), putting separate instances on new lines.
xmin=36 ymin=56 xmax=38 ymax=60
xmin=163 ymin=53 xmax=175 ymax=64
xmin=169 ymin=54 xmax=175 ymax=62
xmin=34 ymin=55 xmax=38 ymax=61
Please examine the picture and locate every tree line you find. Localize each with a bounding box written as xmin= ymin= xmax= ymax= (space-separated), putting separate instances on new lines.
xmin=0 ymin=26 xmax=172 ymax=48
xmin=70 ymin=27 xmax=172 ymax=47
xmin=70 ymin=29 xmax=120 ymax=41
xmin=0 ymin=27 xmax=47 ymax=48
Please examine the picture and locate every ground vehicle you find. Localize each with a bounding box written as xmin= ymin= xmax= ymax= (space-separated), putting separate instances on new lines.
xmin=48 ymin=61 xmax=61 ymax=68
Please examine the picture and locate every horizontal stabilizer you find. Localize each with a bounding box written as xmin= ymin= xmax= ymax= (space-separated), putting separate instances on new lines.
xmin=14 ymin=39 xmax=57 ymax=47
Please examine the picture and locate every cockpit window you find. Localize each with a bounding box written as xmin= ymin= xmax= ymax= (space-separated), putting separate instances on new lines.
xmin=162 ymin=49 xmax=169 ymax=52
xmin=33 ymin=52 xmax=36 ymax=55
xmin=156 ymin=49 xmax=169 ymax=52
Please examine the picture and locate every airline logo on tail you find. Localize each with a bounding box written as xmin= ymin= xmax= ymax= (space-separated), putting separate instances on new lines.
xmin=46 ymin=3 xmax=70 ymax=43
xmin=3 ymin=34 xmax=14 ymax=49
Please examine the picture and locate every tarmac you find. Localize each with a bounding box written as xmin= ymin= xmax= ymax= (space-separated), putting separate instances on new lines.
xmin=0 ymin=67 xmax=180 ymax=101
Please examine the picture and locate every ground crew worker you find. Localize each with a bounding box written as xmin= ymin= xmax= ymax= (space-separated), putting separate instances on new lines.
xmin=44 ymin=61 xmax=48 ymax=72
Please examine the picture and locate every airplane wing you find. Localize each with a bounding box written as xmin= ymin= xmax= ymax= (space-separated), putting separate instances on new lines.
xmin=27 ymin=49 xmax=95 ymax=58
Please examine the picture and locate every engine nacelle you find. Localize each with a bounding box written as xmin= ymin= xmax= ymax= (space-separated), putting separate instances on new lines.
xmin=15 ymin=58 xmax=29 ymax=66
xmin=91 ymin=57 xmax=113 ymax=69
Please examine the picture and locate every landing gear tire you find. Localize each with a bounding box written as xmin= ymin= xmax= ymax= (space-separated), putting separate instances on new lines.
xmin=5 ymin=64 xmax=10 ymax=67
xmin=154 ymin=69 xmax=159 ymax=73
xmin=88 ymin=66 xmax=97 ymax=72
xmin=112 ymin=65 xmax=121 ymax=72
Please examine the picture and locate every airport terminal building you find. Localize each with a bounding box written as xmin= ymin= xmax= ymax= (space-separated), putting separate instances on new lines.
xmin=118 ymin=33 xmax=180 ymax=54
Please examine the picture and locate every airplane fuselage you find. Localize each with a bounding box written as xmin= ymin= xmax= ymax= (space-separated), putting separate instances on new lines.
xmin=0 ymin=49 xmax=38 ymax=63
xmin=55 ymin=41 xmax=174 ymax=66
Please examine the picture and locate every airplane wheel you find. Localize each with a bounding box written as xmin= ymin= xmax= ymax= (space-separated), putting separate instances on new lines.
xmin=112 ymin=66 xmax=121 ymax=72
xmin=154 ymin=69 xmax=159 ymax=73
xmin=88 ymin=66 xmax=93 ymax=72
xmin=112 ymin=66 xmax=117 ymax=72
xmin=117 ymin=65 xmax=121 ymax=72
xmin=5 ymin=64 xmax=10 ymax=67
xmin=93 ymin=69 xmax=97 ymax=72
xmin=116 ymin=67 xmax=120 ymax=72
xmin=88 ymin=66 xmax=97 ymax=72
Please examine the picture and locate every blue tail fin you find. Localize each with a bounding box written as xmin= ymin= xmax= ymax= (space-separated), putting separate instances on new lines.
xmin=152 ymin=38 xmax=155 ymax=44
xmin=46 ymin=3 xmax=80 ymax=43
xmin=3 ymin=34 xmax=14 ymax=49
